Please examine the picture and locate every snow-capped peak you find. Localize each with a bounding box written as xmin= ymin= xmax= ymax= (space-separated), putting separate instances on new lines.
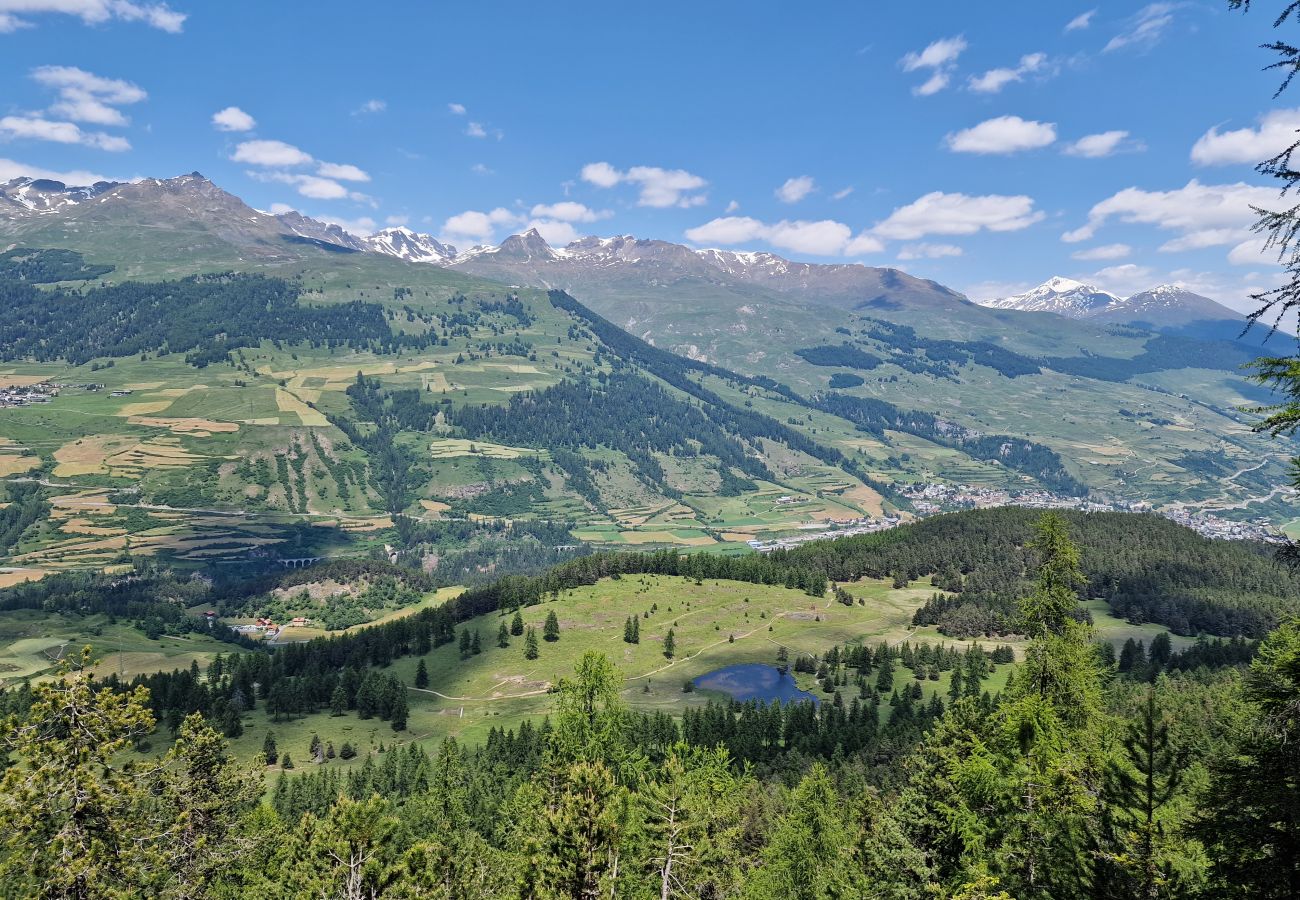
xmin=980 ymin=276 xmax=1120 ymax=318
xmin=363 ymin=226 xmax=456 ymax=263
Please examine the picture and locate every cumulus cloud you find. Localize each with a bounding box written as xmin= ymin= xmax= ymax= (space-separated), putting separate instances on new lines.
xmin=684 ymin=216 xmax=883 ymax=256
xmin=775 ymin=175 xmax=816 ymax=203
xmin=1063 ymin=130 xmax=1133 ymax=158
xmin=1087 ymin=263 xmax=1158 ymax=296
xmin=1065 ymin=9 xmax=1096 ymax=31
xmin=1191 ymin=108 xmax=1300 ymax=166
xmin=527 ymin=219 xmax=581 ymax=245
xmin=580 ymin=161 xmax=708 ymax=208
xmin=901 ymin=35 xmax=967 ymax=96
xmin=1104 ymin=3 xmax=1177 ymax=53
xmin=1071 ymin=243 xmax=1131 ymax=261
xmin=31 ymin=66 xmax=145 ymax=126
xmin=873 ymin=191 xmax=1044 ymax=240
xmin=211 ymin=106 xmax=255 ymax=132
xmin=354 ymin=99 xmax=386 ymax=115
xmin=232 ymin=140 xmax=371 ymax=202
xmin=968 ymin=52 xmax=1047 ymax=94
xmin=466 ymin=121 xmax=487 ymax=138
xmin=0 ymin=0 xmax=185 ymax=32
xmin=1063 ymin=179 xmax=1276 ymax=264
xmin=316 ymin=162 xmax=369 ymax=182
xmin=946 ymin=116 xmax=1057 ymax=154
xmin=0 ymin=115 xmax=128 ymax=151
xmin=0 ymin=157 xmax=112 ymax=184
xmin=528 ymin=201 xmax=610 ymax=222
xmin=440 ymin=207 xmax=525 ymax=244
xmin=448 ymin=103 xmax=466 ymax=115
xmin=231 ymin=139 xmax=313 ymax=167
xmin=897 ymin=243 xmax=963 ymax=260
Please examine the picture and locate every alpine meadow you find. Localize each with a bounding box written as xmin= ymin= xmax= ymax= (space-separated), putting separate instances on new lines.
xmin=3 ymin=2 xmax=1300 ymax=898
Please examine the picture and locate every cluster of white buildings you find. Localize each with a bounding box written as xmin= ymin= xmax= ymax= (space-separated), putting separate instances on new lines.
xmin=0 ymin=381 xmax=57 ymax=408
xmin=899 ymin=481 xmax=1282 ymax=543
xmin=747 ymin=515 xmax=903 ymax=553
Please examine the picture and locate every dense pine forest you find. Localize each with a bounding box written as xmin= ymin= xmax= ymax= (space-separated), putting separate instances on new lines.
xmin=1 ymin=508 xmax=1298 ymax=898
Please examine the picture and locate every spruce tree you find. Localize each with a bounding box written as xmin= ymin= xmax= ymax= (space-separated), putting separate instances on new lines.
xmin=525 ymin=627 xmax=540 ymax=660
xmin=631 ymin=615 xmax=640 ymax=643
xmin=329 ymin=683 xmax=347 ymax=716
xmin=414 ymin=659 xmax=428 ymax=689
xmin=263 ymin=731 xmax=278 ymax=765
xmin=511 ymin=609 xmax=525 ymax=636
xmin=544 ymin=610 xmax=560 ymax=642
xmin=498 ymin=622 xmax=510 ymax=648
xmin=280 ymin=752 xmax=294 ymax=770
xmin=471 ymin=630 xmax=482 ymax=654
xmin=458 ymin=628 xmax=472 ymax=659
xmin=664 ymin=628 xmax=676 ymax=659
xmin=390 ymin=690 xmax=408 ymax=732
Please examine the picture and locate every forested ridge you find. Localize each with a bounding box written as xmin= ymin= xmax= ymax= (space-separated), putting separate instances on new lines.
xmin=1 ymin=513 xmax=1296 ymax=898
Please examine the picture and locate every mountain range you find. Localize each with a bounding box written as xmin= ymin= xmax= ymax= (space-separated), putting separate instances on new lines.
xmin=0 ymin=170 xmax=1291 ymax=543
xmin=981 ymin=276 xmax=1243 ymax=332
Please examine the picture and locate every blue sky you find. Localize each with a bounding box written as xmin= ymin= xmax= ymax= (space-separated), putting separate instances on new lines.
xmin=0 ymin=0 xmax=1294 ymax=308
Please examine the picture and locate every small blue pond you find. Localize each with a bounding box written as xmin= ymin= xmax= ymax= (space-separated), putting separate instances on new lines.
xmin=693 ymin=663 xmax=819 ymax=705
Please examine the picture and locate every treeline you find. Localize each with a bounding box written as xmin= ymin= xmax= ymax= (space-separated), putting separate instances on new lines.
xmin=0 ymin=247 xmax=113 ymax=282
xmin=0 ymin=273 xmax=394 ymax=366
xmin=808 ymin=391 xmax=1088 ymax=495
xmin=449 ymin=373 xmax=771 ymax=493
xmin=861 ymin=319 xmax=1043 ymax=378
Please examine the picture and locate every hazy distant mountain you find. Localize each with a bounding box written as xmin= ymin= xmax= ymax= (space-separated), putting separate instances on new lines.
xmin=400 ymin=228 xmax=969 ymax=312
xmin=983 ymin=276 xmax=1245 ymax=332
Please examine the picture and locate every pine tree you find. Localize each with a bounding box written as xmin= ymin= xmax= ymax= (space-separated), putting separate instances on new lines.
xmin=263 ymin=731 xmax=278 ymax=765
xmin=544 ymin=610 xmax=560 ymax=642
xmin=471 ymin=630 xmax=482 ymax=654
xmin=623 ymin=616 xmax=635 ymax=644
xmin=631 ymin=615 xmax=640 ymax=643
xmin=329 ymin=682 xmax=347 ymax=716
xmin=511 ymin=609 xmax=525 ymax=636
xmin=458 ymin=628 xmax=472 ymax=659
xmin=498 ymin=622 xmax=510 ymax=648
xmin=664 ymin=628 xmax=676 ymax=659
xmin=309 ymin=733 xmax=322 ymax=763
xmin=525 ymin=627 xmax=540 ymax=660
xmin=280 ymin=752 xmax=294 ymax=770
xmin=415 ymin=658 xmax=428 ymax=689
xmin=390 ymin=690 xmax=408 ymax=732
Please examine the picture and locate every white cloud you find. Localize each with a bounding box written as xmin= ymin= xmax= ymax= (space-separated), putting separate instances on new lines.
xmin=316 ymin=162 xmax=369 ymax=182
xmin=0 ymin=157 xmax=112 ymax=184
xmin=30 ymin=66 xmax=145 ymax=127
xmin=466 ymin=121 xmax=487 ymax=138
xmin=440 ymin=207 xmax=525 ymax=243
xmin=268 ymin=203 xmax=296 ymax=215
xmin=580 ymin=161 xmax=708 ymax=208
xmin=873 ymin=191 xmax=1044 ymax=240
xmin=1228 ymin=237 xmax=1274 ymax=266
xmin=1063 ymin=130 xmax=1132 ymax=158
xmin=251 ymin=171 xmax=349 ymax=200
xmin=1104 ymin=3 xmax=1177 ymax=53
xmin=354 ymin=99 xmax=385 ymax=115
xmin=1065 ymin=9 xmax=1096 ymax=31
xmin=231 ymin=139 xmax=313 ymax=167
xmin=724 ymin=199 xmax=740 ymax=213
xmin=914 ymin=72 xmax=950 ymax=97
xmin=470 ymin=163 xmax=493 ymax=175
xmin=1191 ymin=108 xmax=1300 ymax=166
xmin=684 ymin=215 xmax=882 ymax=256
xmin=901 ymin=35 xmax=967 ymax=71
xmin=946 ymin=115 xmax=1057 ymax=154
xmin=901 ymin=35 xmax=967 ymax=96
xmin=831 ymin=186 xmax=854 ymax=201
xmin=897 ymin=242 xmax=963 ymax=260
xmin=211 ymin=106 xmax=255 ymax=132
xmin=0 ymin=0 xmax=184 ymax=32
xmin=1071 ymin=243 xmax=1131 ymax=261
xmin=1066 ymin=179 xmax=1277 ymax=263
xmin=448 ymin=103 xmax=466 ymax=115
xmin=964 ymin=279 xmax=1039 ymax=303
xmin=968 ymin=52 xmax=1047 ymax=94
xmin=1088 ymin=263 xmax=1157 ymax=296
xmin=528 ymin=219 xmax=581 ymax=245
xmin=775 ymin=175 xmax=816 ymax=203
xmin=384 ymin=215 xmax=408 ymax=226
xmin=528 ymin=201 xmax=610 ymax=222
xmin=0 ymin=115 xmax=128 ymax=151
